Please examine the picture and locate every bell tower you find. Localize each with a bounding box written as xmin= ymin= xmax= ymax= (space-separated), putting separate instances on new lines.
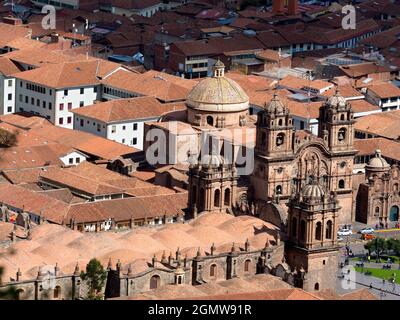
xmin=255 ymin=93 xmax=294 ymax=158
xmin=318 ymin=89 xmax=355 ymax=153
xmin=286 ymin=177 xmax=341 ymax=292
xmin=188 ymin=154 xmax=238 ymax=217
xmin=251 ymin=93 xmax=295 ymax=203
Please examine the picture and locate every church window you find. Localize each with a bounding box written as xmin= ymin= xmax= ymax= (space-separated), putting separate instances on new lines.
xmin=314 ymin=283 xmax=319 ymax=291
xmin=207 ymin=116 xmax=214 ymax=126
xmin=276 ymin=185 xmax=282 ymax=195
xmin=214 ymin=189 xmax=220 ymax=207
xmin=338 ymin=179 xmax=345 ymax=189
xmin=244 ymin=259 xmax=251 ymax=272
xmin=315 ymin=222 xmax=322 ymax=240
xmin=340 ymin=114 xmax=345 ymax=121
xmin=210 ymin=264 xmax=217 ymax=277
xmin=276 ymin=133 xmax=285 ymax=146
xmin=224 ymin=188 xmax=231 ymax=206
xmin=278 ymin=119 xmax=283 ymax=126
xmin=375 ymin=207 xmax=380 ymax=216
xmin=338 ymin=128 xmax=346 ymax=142
xmin=291 ymin=217 xmax=297 ymax=237
xmin=326 ymin=220 xmax=333 ymax=239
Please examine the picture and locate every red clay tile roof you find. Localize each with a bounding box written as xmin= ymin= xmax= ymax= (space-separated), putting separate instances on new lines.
xmin=355 ymin=110 xmax=400 ymax=140
xmin=72 ymin=97 xmax=186 ymax=123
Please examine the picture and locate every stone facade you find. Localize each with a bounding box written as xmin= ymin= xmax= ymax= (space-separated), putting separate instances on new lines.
xmin=250 ymin=91 xmax=357 ymax=226
xmin=285 ymin=178 xmax=341 ymax=292
xmin=1 ymin=240 xmax=300 ymax=300
xmin=356 ymin=149 xmax=400 ymax=226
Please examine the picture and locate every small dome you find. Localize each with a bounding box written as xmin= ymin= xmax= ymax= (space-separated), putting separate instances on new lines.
xmin=367 ymin=149 xmax=390 ymax=170
xmin=326 ymin=89 xmax=347 ymax=108
xmin=186 ymin=61 xmax=249 ymax=113
xmin=301 ymin=178 xmax=325 ymax=200
xmin=200 ymin=154 xmax=225 ymax=168
xmin=264 ymin=92 xmax=288 ymax=114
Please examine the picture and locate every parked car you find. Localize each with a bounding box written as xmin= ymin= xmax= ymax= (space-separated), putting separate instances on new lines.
xmin=360 ymin=227 xmax=375 ymax=235
xmin=337 ymin=229 xmax=352 ymax=236
xmin=362 ymin=233 xmax=376 ymax=240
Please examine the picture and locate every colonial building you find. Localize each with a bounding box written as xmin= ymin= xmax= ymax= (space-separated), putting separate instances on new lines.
xmin=249 ymin=90 xmax=357 ymax=226
xmin=285 ymin=178 xmax=341 ymax=292
xmin=356 ymin=149 xmax=400 ymax=226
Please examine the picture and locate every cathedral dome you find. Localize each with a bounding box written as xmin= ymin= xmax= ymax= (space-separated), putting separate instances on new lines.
xmin=301 ymin=178 xmax=325 ymax=201
xmin=367 ymin=149 xmax=390 ymax=170
xmin=186 ymin=61 xmax=249 ymax=113
xmin=264 ymin=92 xmax=288 ymax=114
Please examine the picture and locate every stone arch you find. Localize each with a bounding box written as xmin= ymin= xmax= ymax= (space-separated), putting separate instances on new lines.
xmin=315 ymin=221 xmax=322 ymax=240
xmin=276 ymin=132 xmax=285 ymax=146
xmin=338 ymin=127 xmax=346 ymax=142
xmin=224 ymin=188 xmax=231 ymax=206
xmin=54 ymin=285 xmax=61 ymax=299
xmin=214 ymin=189 xmax=220 ymax=208
xmin=15 ymin=288 xmax=25 ymax=300
xmin=150 ymin=275 xmax=161 ymax=290
xmin=390 ymin=205 xmax=399 ymax=222
xmin=209 ymin=264 xmax=217 ymax=277
xmin=244 ymin=259 xmax=251 ymax=273
xmin=326 ymin=220 xmax=333 ymax=239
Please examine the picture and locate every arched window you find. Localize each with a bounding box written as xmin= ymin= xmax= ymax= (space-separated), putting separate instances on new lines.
xmin=291 ymin=217 xmax=297 ymax=237
xmin=224 ymin=188 xmax=230 ymax=206
xmin=326 ymin=220 xmax=332 ymax=239
xmin=214 ymin=189 xmax=220 ymax=207
xmin=210 ymin=264 xmax=217 ymax=277
xmin=207 ymin=116 xmax=214 ymax=126
xmin=150 ymin=275 xmax=160 ymax=289
xmin=338 ymin=128 xmax=346 ymax=142
xmin=278 ymin=119 xmax=283 ymax=126
xmin=300 ymin=220 xmax=306 ymax=242
xmin=340 ymin=114 xmax=345 ymax=121
xmin=276 ymin=185 xmax=282 ymax=195
xmin=244 ymin=259 xmax=251 ymax=272
xmin=375 ymin=207 xmax=380 ymax=216
xmin=276 ymin=133 xmax=285 ymax=146
xmin=315 ymin=222 xmax=322 ymax=240
xmin=338 ymin=179 xmax=345 ymax=189
xmin=54 ymin=286 xmax=61 ymax=299
xmin=314 ymin=283 xmax=319 ymax=291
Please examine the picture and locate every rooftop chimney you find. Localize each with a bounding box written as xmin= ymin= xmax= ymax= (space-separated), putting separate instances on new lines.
xmin=288 ymin=0 xmax=299 ymax=15
xmin=272 ymin=0 xmax=285 ymax=14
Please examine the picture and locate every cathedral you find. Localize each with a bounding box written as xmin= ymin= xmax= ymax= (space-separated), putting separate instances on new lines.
xmin=186 ymin=61 xmax=358 ymax=292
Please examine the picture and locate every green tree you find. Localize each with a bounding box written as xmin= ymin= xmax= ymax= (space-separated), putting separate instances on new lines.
xmin=364 ymin=238 xmax=387 ymax=261
xmin=387 ymin=238 xmax=400 ymax=257
xmin=80 ymin=259 xmax=107 ymax=300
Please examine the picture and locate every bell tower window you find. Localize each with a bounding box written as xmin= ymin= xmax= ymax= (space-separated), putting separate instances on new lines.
xmin=276 ymin=133 xmax=285 ymax=146
xmin=338 ymin=128 xmax=346 ymax=142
